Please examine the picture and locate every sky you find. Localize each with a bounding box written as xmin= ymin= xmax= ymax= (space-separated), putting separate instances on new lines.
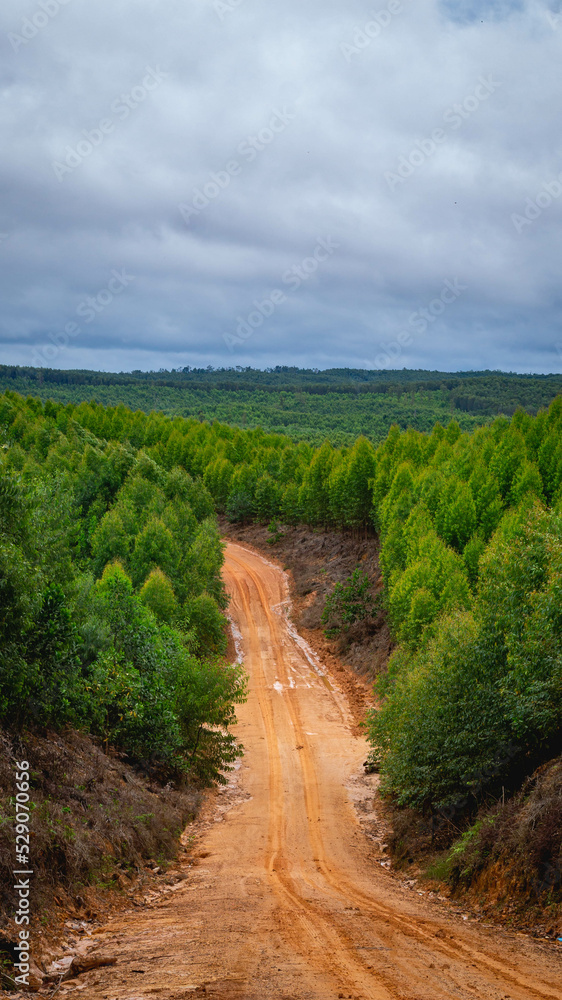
xmin=1 ymin=0 xmax=562 ymax=374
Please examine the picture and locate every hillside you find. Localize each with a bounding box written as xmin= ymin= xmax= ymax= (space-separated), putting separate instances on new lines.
xmin=22 ymin=541 xmax=558 ymax=999
xmin=1 ymin=387 xmax=561 ymax=984
xmin=0 ymin=392 xmax=246 ymax=975
xmin=20 ymin=386 xmax=557 ymax=930
xmin=2 ymin=365 xmax=562 ymax=445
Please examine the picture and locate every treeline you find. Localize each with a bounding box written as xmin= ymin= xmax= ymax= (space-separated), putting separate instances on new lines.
xmin=3 ymin=363 xmax=562 ymax=395
xmin=0 ymin=393 xmax=245 ymax=784
xmin=1 ymin=366 xmax=562 ymax=446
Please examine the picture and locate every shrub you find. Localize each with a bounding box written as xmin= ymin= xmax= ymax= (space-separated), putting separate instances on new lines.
xmin=321 ymin=568 xmax=375 ymax=638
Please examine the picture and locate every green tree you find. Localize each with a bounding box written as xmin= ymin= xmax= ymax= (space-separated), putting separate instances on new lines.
xmin=368 ymin=611 xmax=509 ymax=809
xmin=91 ymin=508 xmax=131 ymax=575
xmin=176 ymin=654 xmax=247 ymax=785
xmin=253 ymin=473 xmax=282 ymax=523
xmin=184 ymin=592 xmax=227 ymax=656
xmin=140 ymin=568 xmax=179 ymax=625
xmin=298 ymin=441 xmax=334 ymax=526
xmin=130 ymin=517 xmax=179 ymax=588
xmin=203 ymin=457 xmax=234 ymax=510
xmin=510 ymin=460 xmax=544 ymax=506
xmin=463 ymin=532 xmax=486 ymax=587
xmin=436 ymin=481 xmax=477 ymax=551
xmin=280 ymin=481 xmax=301 ymax=524
xmin=340 ymin=436 xmax=377 ymax=529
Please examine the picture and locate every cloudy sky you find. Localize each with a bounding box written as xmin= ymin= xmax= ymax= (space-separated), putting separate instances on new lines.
xmin=1 ymin=0 xmax=561 ymax=373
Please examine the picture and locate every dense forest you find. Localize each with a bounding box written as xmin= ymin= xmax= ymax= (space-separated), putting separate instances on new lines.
xmin=1 ymin=365 xmax=562 ymax=445
xmin=0 ymin=393 xmax=245 ymax=786
xmin=4 ymin=388 xmax=561 ymax=807
xmin=2 ymin=385 xmax=561 ymax=923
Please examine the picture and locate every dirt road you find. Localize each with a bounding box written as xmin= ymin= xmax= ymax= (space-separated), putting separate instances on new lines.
xmin=80 ymin=542 xmax=562 ymax=1000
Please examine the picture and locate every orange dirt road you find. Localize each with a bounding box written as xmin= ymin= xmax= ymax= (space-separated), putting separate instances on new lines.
xmin=81 ymin=542 xmax=562 ymax=1000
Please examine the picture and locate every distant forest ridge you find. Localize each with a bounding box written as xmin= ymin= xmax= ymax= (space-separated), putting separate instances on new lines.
xmin=1 ymin=364 xmax=561 ymax=446
xmin=2 ymin=363 xmax=562 ymax=393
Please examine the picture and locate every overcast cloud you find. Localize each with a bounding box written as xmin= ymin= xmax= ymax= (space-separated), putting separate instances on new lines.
xmin=1 ymin=0 xmax=561 ymax=373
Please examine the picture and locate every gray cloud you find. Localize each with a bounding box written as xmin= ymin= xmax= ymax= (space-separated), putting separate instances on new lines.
xmin=0 ymin=0 xmax=561 ymax=374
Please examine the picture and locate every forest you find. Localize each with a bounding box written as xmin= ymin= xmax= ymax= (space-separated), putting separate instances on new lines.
xmin=3 ymin=388 xmax=560 ymax=812
xmin=1 ymin=365 xmax=562 ymax=445
xmin=1 ymin=386 xmax=561 ymax=923
xmin=0 ymin=392 xmax=246 ymax=786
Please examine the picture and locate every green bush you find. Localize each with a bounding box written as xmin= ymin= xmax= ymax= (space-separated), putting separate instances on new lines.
xmin=321 ymin=568 xmax=375 ymax=638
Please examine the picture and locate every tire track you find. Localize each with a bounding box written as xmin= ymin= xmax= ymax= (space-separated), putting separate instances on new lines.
xmin=229 ymin=561 xmax=396 ymax=999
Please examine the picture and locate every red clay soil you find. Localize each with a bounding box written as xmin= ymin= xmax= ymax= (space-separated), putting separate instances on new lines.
xmin=220 ymin=520 xmax=392 ymax=726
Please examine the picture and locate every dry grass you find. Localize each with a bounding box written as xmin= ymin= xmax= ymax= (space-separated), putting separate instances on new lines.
xmin=444 ymin=757 xmax=562 ymax=933
xmin=382 ymin=755 xmax=562 ymax=935
xmin=379 ymin=757 xmax=562 ymax=937
xmin=0 ymin=726 xmax=201 ymax=951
